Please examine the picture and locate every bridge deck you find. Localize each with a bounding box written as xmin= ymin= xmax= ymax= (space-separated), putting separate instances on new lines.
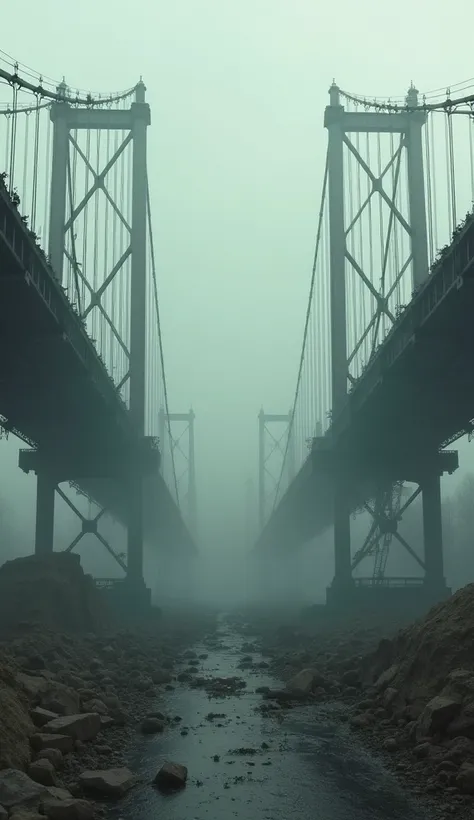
xmin=257 ymin=213 xmax=474 ymax=552
xmin=0 ymin=179 xmax=194 ymax=554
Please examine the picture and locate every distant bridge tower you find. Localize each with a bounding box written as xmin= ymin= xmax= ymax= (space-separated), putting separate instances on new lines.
xmin=325 ymin=83 xmax=445 ymax=597
xmin=258 ymin=409 xmax=295 ymax=529
xmin=159 ymin=408 xmax=197 ymax=535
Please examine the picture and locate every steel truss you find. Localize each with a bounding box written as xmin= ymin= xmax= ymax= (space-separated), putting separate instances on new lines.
xmin=258 ymin=410 xmax=295 ymax=529
xmin=159 ymin=409 xmax=197 ymax=534
xmin=352 ymin=483 xmax=425 ymax=582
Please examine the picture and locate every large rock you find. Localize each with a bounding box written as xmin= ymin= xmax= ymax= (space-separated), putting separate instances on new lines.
xmin=374 ymin=665 xmax=399 ymax=691
xmin=41 ymin=683 xmax=80 ymax=717
xmin=0 ymin=769 xmax=49 ymax=810
xmin=154 ymin=762 xmax=187 ymax=791
xmin=31 ymin=734 xmax=73 ymax=754
xmin=285 ymin=669 xmax=322 ymax=695
xmin=42 ymin=799 xmax=94 ymax=820
xmin=79 ymin=768 xmax=135 ymax=797
xmin=16 ymin=674 xmax=48 ymax=701
xmin=141 ymin=717 xmax=165 ymax=735
xmin=44 ymin=714 xmax=101 ymax=742
xmin=36 ymin=749 xmax=63 ymax=768
xmin=31 ymin=708 xmax=59 ymax=728
xmin=417 ymin=696 xmax=462 ymax=737
xmin=28 ymin=761 xmax=57 ymax=787
xmin=0 ymin=806 xmax=7 ymax=820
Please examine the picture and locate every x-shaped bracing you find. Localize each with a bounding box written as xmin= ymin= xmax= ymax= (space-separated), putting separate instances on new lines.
xmin=55 ymin=485 xmax=127 ymax=572
xmin=62 ymin=132 xmax=132 ymax=388
xmin=343 ymin=133 xmax=414 ymax=379
xmin=352 ymin=483 xmax=425 ymax=575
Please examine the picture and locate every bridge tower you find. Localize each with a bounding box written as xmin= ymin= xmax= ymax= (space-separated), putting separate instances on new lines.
xmin=258 ymin=410 xmax=295 ymax=530
xmin=159 ymin=408 xmax=197 ymax=535
xmin=325 ymin=83 xmax=446 ymax=601
xmin=32 ymin=81 xmax=151 ymax=600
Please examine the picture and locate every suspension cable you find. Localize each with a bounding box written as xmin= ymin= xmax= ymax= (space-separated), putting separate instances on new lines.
xmin=145 ymin=179 xmax=181 ymax=510
xmin=272 ymin=150 xmax=329 ymax=513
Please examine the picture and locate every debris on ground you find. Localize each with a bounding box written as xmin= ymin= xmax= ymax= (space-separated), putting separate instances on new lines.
xmin=154 ymin=761 xmax=188 ymax=791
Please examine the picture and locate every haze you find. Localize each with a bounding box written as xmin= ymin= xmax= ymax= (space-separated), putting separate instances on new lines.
xmin=1 ymin=0 xmax=474 ymax=602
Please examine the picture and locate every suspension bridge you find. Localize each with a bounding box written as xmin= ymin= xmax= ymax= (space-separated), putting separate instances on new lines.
xmin=256 ymin=80 xmax=474 ymax=609
xmin=0 ymin=54 xmax=197 ymax=607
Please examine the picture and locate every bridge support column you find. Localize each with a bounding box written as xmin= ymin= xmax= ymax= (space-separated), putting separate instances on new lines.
xmin=35 ymin=472 xmax=55 ymax=556
xmin=126 ymin=81 xmax=150 ymax=598
xmin=422 ymin=472 xmax=445 ymax=591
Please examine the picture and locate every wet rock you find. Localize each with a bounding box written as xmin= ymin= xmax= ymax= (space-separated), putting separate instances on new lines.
xmin=285 ymin=669 xmax=323 ymax=695
xmin=417 ymin=696 xmax=461 ymax=737
xmin=383 ymin=687 xmax=399 ymax=710
xmin=31 ymin=734 xmax=74 ymax=754
xmin=31 ymin=708 xmax=59 ymax=728
xmin=28 ymin=760 xmax=57 ymax=787
xmin=183 ymin=651 xmax=197 ymax=660
xmin=44 ymin=714 xmax=101 ymax=742
xmin=140 ymin=717 xmax=165 ymax=734
xmin=0 ymin=805 xmax=7 ymax=819
xmin=35 ymin=749 xmax=63 ymax=769
xmin=154 ymin=762 xmax=188 ymax=791
xmin=0 ymin=769 xmax=49 ymax=809
xmin=150 ymin=670 xmax=172 ymax=685
xmin=79 ymin=768 xmax=135 ymax=797
xmin=350 ymin=712 xmax=373 ymax=729
xmin=42 ymin=799 xmax=94 ymax=820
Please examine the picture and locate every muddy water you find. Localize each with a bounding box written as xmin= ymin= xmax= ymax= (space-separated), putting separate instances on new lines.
xmin=111 ymin=618 xmax=427 ymax=820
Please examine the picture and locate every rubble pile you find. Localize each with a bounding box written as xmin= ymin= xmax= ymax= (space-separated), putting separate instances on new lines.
xmin=0 ymin=554 xmax=212 ymax=818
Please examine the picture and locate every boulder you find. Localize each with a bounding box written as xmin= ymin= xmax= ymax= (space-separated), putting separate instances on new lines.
xmin=44 ymin=714 xmax=101 ymax=742
xmin=154 ymin=762 xmax=187 ymax=791
xmin=79 ymin=768 xmax=135 ymax=797
xmin=374 ymin=665 xmax=399 ymax=691
xmin=41 ymin=684 xmax=80 ymax=717
xmin=141 ymin=718 xmax=165 ymax=735
xmin=28 ymin=761 xmax=57 ymax=787
xmin=42 ymin=799 xmax=94 ymax=820
xmin=31 ymin=734 xmax=73 ymax=754
xmin=151 ymin=670 xmax=172 ymax=685
xmin=81 ymin=700 xmax=107 ymax=716
xmin=446 ymin=715 xmax=474 ymax=740
xmin=0 ymin=664 xmax=34 ymax=770
xmin=35 ymin=749 xmax=63 ymax=769
xmin=285 ymin=669 xmax=322 ymax=695
xmin=0 ymin=806 xmax=7 ymax=819
xmin=31 ymin=708 xmax=59 ymax=728
xmin=0 ymin=769 xmax=49 ymax=810
xmin=45 ymin=788 xmax=73 ymax=802
xmin=417 ymin=696 xmax=461 ymax=737
xmin=16 ymin=675 xmax=48 ymax=701
xmin=383 ymin=687 xmax=400 ymax=710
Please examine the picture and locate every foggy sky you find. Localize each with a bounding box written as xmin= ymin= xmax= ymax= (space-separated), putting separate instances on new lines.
xmin=2 ymin=1 xmax=474 ymax=560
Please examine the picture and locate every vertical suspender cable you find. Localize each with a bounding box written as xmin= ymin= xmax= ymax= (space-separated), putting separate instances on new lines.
xmin=272 ymin=151 xmax=329 ymax=512
xmin=31 ymin=94 xmax=41 ymax=231
xmin=447 ymin=111 xmax=457 ymax=229
xmin=22 ymin=110 xmax=29 ymax=208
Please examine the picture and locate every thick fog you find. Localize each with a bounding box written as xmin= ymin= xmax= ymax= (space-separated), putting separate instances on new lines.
xmin=1 ymin=1 xmax=474 ymax=603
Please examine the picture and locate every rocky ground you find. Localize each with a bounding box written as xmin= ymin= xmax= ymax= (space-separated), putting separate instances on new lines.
xmin=0 ymin=553 xmax=215 ymax=820
xmin=232 ymin=589 xmax=474 ymax=819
